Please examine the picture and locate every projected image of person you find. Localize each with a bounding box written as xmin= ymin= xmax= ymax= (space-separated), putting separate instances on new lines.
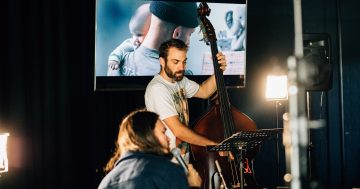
xmin=145 ymin=39 xmax=228 ymax=162
xmin=116 ymin=1 xmax=198 ymax=76
xmin=225 ymin=4 xmax=246 ymax=51
xmin=98 ymin=109 xmax=202 ymax=189
xmin=107 ymin=3 xmax=151 ymax=76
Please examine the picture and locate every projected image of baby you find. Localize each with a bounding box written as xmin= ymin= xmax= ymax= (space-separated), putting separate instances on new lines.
xmin=107 ymin=3 xmax=151 ymax=76
xmin=108 ymin=1 xmax=198 ymax=76
xmin=225 ymin=5 xmax=246 ymax=51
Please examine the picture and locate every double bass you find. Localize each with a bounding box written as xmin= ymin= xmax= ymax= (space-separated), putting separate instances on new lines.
xmin=190 ymin=3 xmax=258 ymax=189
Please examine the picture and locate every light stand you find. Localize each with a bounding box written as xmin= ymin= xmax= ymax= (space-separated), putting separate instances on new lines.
xmin=275 ymin=100 xmax=281 ymax=186
xmin=265 ymin=75 xmax=288 ymax=187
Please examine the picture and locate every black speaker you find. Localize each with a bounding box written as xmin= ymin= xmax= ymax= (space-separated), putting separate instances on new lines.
xmin=303 ymin=33 xmax=332 ymax=91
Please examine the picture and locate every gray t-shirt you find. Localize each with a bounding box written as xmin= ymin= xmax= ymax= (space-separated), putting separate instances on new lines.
xmin=145 ymin=74 xmax=199 ymax=150
xmin=121 ymin=45 xmax=160 ymax=76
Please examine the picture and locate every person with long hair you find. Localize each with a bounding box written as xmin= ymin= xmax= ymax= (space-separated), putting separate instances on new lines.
xmin=98 ymin=109 xmax=201 ymax=189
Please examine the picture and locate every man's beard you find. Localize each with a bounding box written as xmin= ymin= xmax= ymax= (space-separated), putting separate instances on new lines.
xmin=164 ymin=64 xmax=184 ymax=81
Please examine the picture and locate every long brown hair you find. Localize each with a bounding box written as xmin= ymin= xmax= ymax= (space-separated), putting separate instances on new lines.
xmin=104 ymin=109 xmax=166 ymax=173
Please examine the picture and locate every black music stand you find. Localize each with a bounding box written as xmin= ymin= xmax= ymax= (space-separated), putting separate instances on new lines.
xmin=206 ymin=129 xmax=282 ymax=189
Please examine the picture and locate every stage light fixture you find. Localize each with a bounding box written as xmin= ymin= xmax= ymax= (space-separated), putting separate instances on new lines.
xmin=0 ymin=132 xmax=9 ymax=174
xmin=265 ymin=75 xmax=288 ymax=186
xmin=265 ymin=75 xmax=288 ymax=101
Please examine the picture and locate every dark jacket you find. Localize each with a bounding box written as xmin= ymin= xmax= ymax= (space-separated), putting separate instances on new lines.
xmin=98 ymin=151 xmax=189 ymax=189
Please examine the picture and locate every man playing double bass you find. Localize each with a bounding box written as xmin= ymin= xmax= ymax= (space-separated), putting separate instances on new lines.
xmin=145 ymin=39 xmax=227 ymax=162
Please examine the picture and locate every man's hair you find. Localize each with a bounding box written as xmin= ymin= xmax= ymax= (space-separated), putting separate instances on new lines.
xmin=159 ymin=39 xmax=188 ymax=60
xmin=104 ymin=109 xmax=165 ymax=173
xmin=150 ymin=1 xmax=198 ymax=28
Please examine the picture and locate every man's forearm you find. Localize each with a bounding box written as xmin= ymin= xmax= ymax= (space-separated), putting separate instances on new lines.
xmin=198 ymin=75 xmax=217 ymax=99
xmin=174 ymin=125 xmax=216 ymax=147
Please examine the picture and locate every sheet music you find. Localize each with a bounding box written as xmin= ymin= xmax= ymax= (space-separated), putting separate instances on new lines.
xmin=201 ymin=51 xmax=245 ymax=75
xmin=206 ymin=129 xmax=281 ymax=152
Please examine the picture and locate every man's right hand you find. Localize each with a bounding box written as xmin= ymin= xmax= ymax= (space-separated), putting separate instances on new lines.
xmin=187 ymin=164 xmax=202 ymax=187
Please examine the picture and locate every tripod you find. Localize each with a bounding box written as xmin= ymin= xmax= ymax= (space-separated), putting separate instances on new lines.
xmin=274 ymin=101 xmax=284 ymax=187
xmin=207 ymin=129 xmax=281 ymax=189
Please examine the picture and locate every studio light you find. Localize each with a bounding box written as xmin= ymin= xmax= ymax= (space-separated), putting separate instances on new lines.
xmin=265 ymin=74 xmax=288 ymax=186
xmin=0 ymin=132 xmax=9 ymax=174
xmin=265 ymin=75 xmax=288 ymax=101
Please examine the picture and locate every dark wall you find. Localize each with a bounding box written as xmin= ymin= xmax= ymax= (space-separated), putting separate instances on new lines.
xmin=0 ymin=0 xmax=359 ymax=189
xmin=338 ymin=1 xmax=360 ymax=188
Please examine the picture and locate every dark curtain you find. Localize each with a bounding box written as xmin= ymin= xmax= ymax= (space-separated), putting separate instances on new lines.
xmin=0 ymin=0 xmax=145 ymax=188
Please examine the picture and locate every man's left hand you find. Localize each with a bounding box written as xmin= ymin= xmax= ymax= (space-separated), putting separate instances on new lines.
xmin=216 ymin=52 xmax=227 ymax=72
